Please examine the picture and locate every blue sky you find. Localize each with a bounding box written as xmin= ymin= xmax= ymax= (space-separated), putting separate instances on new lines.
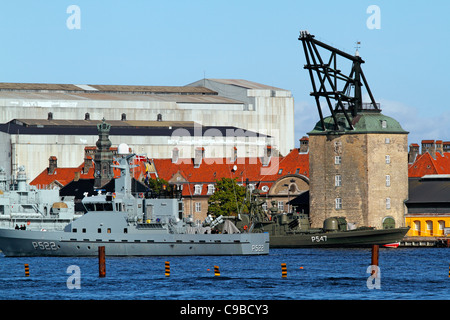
xmin=0 ymin=0 xmax=448 ymax=146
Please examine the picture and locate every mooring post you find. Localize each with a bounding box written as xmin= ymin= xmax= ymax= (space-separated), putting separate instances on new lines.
xmin=371 ymin=244 xmax=379 ymax=274
xmin=165 ymin=261 xmax=170 ymax=277
xmin=98 ymin=246 xmax=106 ymax=278
xmin=281 ymin=263 xmax=287 ymax=278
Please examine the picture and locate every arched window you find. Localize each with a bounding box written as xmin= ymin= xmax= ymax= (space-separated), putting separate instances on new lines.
xmin=414 ymin=220 xmax=421 ymax=236
xmin=438 ymin=220 xmax=445 ymax=236
xmin=426 ymin=220 xmax=433 ymax=236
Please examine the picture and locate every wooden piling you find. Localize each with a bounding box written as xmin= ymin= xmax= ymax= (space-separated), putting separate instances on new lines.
xmin=281 ymin=263 xmax=287 ymax=278
xmin=371 ymin=245 xmax=379 ymax=274
xmin=24 ymin=264 xmax=29 ymax=277
xmin=165 ymin=261 xmax=170 ymax=277
xmin=98 ymin=246 xmax=106 ymax=278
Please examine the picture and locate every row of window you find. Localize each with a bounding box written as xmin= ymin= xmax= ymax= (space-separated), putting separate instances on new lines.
xmin=334 ymin=175 xmax=391 ymax=187
xmin=72 ymin=227 xmax=128 ymax=233
xmin=193 ymin=201 xmax=288 ymax=213
xmin=334 ymin=198 xmax=392 ymax=210
xmin=193 ymin=183 xmax=260 ymax=195
xmin=334 ymin=155 xmax=392 ymax=165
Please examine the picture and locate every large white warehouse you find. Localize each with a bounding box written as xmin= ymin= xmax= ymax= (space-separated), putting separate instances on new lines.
xmin=0 ymin=79 xmax=294 ymax=181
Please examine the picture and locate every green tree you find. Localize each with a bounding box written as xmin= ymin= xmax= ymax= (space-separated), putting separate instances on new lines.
xmin=207 ymin=177 xmax=249 ymax=217
xmin=144 ymin=177 xmax=171 ymax=193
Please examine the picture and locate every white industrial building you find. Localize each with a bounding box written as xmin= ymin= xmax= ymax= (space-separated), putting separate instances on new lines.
xmin=0 ymin=79 xmax=294 ymax=181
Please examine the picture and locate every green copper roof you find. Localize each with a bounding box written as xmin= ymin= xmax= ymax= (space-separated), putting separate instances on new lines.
xmin=308 ymin=111 xmax=408 ymax=135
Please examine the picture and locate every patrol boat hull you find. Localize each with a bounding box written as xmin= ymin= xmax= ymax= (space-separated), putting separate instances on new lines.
xmin=0 ymin=228 xmax=269 ymax=257
xmin=268 ymin=227 xmax=409 ymax=248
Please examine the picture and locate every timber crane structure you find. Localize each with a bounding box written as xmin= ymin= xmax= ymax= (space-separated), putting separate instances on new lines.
xmin=298 ymin=30 xmax=380 ymax=131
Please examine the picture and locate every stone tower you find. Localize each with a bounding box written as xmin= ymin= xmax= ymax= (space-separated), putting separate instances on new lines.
xmin=298 ymin=31 xmax=409 ymax=229
xmin=94 ymin=118 xmax=114 ymax=188
xmin=308 ymin=109 xmax=408 ymax=229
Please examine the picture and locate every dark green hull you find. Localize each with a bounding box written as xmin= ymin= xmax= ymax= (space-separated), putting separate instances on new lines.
xmin=268 ymin=227 xmax=410 ymax=248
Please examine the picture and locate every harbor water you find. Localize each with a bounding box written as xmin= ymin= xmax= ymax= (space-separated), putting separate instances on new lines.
xmin=0 ymin=247 xmax=448 ymax=301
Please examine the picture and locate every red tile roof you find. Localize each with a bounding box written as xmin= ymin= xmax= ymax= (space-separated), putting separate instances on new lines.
xmin=31 ymin=149 xmax=309 ymax=195
xmin=408 ymin=151 xmax=450 ymax=177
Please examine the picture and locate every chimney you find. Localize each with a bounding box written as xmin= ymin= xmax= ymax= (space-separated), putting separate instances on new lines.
xmin=421 ymin=140 xmax=436 ymax=159
xmin=436 ymin=140 xmax=443 ymax=156
xmin=194 ymin=147 xmax=204 ymax=168
xmin=408 ymin=144 xmax=420 ymax=164
xmin=262 ymin=145 xmax=272 ymax=167
xmin=172 ymin=148 xmax=179 ymax=163
xmin=231 ymin=146 xmax=237 ymax=163
xmin=48 ymin=156 xmax=57 ymax=175
xmin=83 ymin=155 xmax=93 ymax=174
xmin=299 ymin=136 xmax=309 ymax=153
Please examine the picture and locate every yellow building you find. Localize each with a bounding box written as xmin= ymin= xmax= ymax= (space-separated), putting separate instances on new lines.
xmin=405 ymin=216 xmax=450 ymax=237
xmin=405 ymin=175 xmax=450 ymax=238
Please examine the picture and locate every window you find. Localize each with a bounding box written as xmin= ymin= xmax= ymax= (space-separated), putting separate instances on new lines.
xmin=262 ymin=202 xmax=268 ymax=211
xmin=381 ymin=120 xmax=387 ymax=128
xmin=335 ymin=175 xmax=342 ymax=187
xmin=72 ymin=228 xmax=77 ymax=233
xmin=335 ymin=198 xmax=342 ymax=210
xmin=277 ymin=201 xmax=284 ymax=211
xmin=207 ymin=184 xmax=215 ymax=195
xmin=278 ymin=169 xmax=283 ymax=175
xmin=195 ymin=202 xmax=201 ymax=212
xmin=335 ymin=156 xmax=341 ymax=165
xmin=385 ymin=175 xmax=391 ymax=187
xmin=385 ymin=138 xmax=390 ymax=144
xmin=98 ymin=228 xmax=102 ymax=233
xmin=194 ymin=184 xmax=202 ymax=195
xmin=385 ymin=155 xmax=390 ymax=164
xmin=386 ymin=198 xmax=391 ymax=209
xmin=426 ymin=221 xmax=433 ymax=236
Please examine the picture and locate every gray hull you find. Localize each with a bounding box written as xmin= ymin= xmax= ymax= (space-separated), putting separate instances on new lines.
xmin=0 ymin=228 xmax=269 ymax=257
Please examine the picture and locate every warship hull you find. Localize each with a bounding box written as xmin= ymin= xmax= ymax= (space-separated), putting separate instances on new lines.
xmin=0 ymin=228 xmax=269 ymax=257
xmin=268 ymin=227 xmax=410 ymax=248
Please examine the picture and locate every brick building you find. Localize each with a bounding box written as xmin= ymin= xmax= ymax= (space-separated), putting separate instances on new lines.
xmin=308 ymin=109 xmax=409 ymax=229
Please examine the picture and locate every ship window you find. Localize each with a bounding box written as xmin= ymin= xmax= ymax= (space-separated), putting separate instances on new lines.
xmin=72 ymin=228 xmax=77 ymax=233
xmin=82 ymin=228 xmax=86 ymax=233
xmin=98 ymin=228 xmax=101 ymax=233
xmin=124 ymin=228 xmax=128 ymax=233
xmin=107 ymin=228 xmax=111 ymax=233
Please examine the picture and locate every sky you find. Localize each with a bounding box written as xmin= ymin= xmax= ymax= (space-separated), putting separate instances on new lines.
xmin=0 ymin=0 xmax=449 ymax=147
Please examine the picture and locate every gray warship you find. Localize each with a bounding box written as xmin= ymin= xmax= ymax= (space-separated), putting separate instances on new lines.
xmin=0 ymin=166 xmax=79 ymax=231
xmin=0 ymin=153 xmax=269 ymax=257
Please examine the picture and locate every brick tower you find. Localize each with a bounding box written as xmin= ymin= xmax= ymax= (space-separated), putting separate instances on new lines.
xmin=308 ymin=110 xmax=408 ymax=228
xmin=299 ymin=31 xmax=408 ymax=229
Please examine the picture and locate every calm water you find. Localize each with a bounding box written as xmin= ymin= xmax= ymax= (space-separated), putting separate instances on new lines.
xmin=0 ymin=248 xmax=449 ymax=301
